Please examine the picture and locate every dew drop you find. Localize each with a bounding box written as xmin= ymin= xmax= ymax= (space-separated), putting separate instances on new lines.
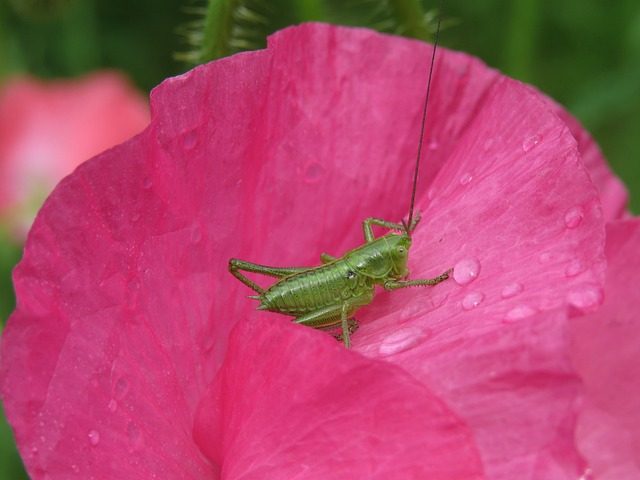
xmin=378 ymin=326 xmax=426 ymax=356
xmin=125 ymin=278 xmax=140 ymax=308
xmin=127 ymin=421 xmax=142 ymax=451
xmin=107 ymin=399 xmax=117 ymax=413
xmin=113 ymin=376 xmax=130 ymax=400
xmin=504 ymin=305 xmax=537 ymax=322
xmin=564 ymin=206 xmax=584 ymax=229
xmin=142 ymin=176 xmax=153 ymax=189
xmin=303 ymin=162 xmax=325 ymax=183
xmin=452 ymin=258 xmax=481 ymax=285
xmin=428 ymin=138 xmax=439 ymax=151
xmin=501 ymin=282 xmax=523 ymax=299
xmin=593 ymin=205 xmax=603 ymax=219
xmin=578 ymin=467 xmax=594 ymax=480
xmin=462 ymin=292 xmax=485 ymax=310
xmin=71 ymin=464 xmax=80 ymax=474
xmin=191 ymin=226 xmax=202 ymax=244
xmin=538 ymin=252 xmax=551 ymax=264
xmin=567 ymin=285 xmax=603 ymax=310
xmin=459 ymin=172 xmax=473 ymax=185
xmin=183 ymin=129 xmax=198 ymax=149
xmin=456 ymin=65 xmax=469 ymax=85
xmin=522 ymin=134 xmax=542 ymax=152
xmin=565 ymin=259 xmax=586 ymax=277
xmin=399 ymin=302 xmax=423 ymax=321
xmin=88 ymin=429 xmax=100 ymax=446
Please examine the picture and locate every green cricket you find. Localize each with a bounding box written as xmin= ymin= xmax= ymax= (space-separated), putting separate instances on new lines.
xmin=229 ymin=1 xmax=450 ymax=348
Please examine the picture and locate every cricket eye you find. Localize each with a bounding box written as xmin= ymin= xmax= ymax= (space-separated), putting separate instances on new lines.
xmin=396 ymin=246 xmax=407 ymax=256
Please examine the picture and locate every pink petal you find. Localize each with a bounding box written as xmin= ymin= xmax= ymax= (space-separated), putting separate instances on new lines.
xmin=570 ymin=218 xmax=640 ymax=480
xmin=194 ymin=317 xmax=483 ymax=479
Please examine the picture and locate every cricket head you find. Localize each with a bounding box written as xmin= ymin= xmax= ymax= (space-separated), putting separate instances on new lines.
xmin=384 ymin=233 xmax=412 ymax=280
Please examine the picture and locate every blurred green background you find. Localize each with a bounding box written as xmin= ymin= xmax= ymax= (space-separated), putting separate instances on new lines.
xmin=1 ymin=0 xmax=638 ymax=477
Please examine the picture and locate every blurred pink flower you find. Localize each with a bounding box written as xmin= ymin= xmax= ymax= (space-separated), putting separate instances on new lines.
xmin=0 ymin=24 xmax=637 ymax=479
xmin=0 ymin=71 xmax=149 ymax=238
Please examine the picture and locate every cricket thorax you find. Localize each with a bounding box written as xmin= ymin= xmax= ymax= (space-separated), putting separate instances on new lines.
xmin=343 ymin=233 xmax=411 ymax=283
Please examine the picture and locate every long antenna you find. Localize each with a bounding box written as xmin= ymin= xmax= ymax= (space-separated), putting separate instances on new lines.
xmin=406 ymin=0 xmax=446 ymax=234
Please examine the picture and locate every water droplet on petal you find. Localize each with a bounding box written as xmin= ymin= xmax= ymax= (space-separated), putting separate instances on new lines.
xmin=593 ymin=205 xmax=603 ymax=219
xmin=125 ymin=278 xmax=140 ymax=308
xmin=113 ymin=376 xmax=130 ymax=400
xmin=578 ymin=467 xmax=594 ymax=480
xmin=455 ymin=65 xmax=469 ymax=86
xmin=400 ymin=302 xmax=424 ymax=321
xmin=504 ymin=305 xmax=537 ymax=322
xmin=567 ymin=285 xmax=603 ymax=310
xmin=522 ymin=134 xmax=542 ymax=152
xmin=459 ymin=172 xmax=473 ymax=185
xmin=127 ymin=421 xmax=142 ymax=451
xmin=304 ymin=162 xmax=325 ymax=183
xmin=71 ymin=464 xmax=80 ymax=474
xmin=378 ymin=326 xmax=426 ymax=356
xmin=183 ymin=129 xmax=198 ymax=149
xmin=191 ymin=226 xmax=202 ymax=244
xmin=107 ymin=399 xmax=117 ymax=413
xmin=142 ymin=176 xmax=153 ymax=189
xmin=538 ymin=252 xmax=551 ymax=264
xmin=565 ymin=259 xmax=586 ymax=277
xmin=428 ymin=138 xmax=439 ymax=150
xmin=501 ymin=282 xmax=523 ymax=298
xmin=453 ymin=258 xmax=481 ymax=285
xmin=88 ymin=429 xmax=100 ymax=446
xmin=462 ymin=291 xmax=485 ymax=310
xmin=564 ymin=206 xmax=584 ymax=229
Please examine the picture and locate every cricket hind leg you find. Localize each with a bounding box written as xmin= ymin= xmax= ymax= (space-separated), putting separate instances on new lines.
xmin=320 ymin=253 xmax=337 ymax=263
xmin=318 ymin=318 xmax=359 ymax=342
xmin=293 ymin=293 xmax=373 ymax=348
xmin=228 ymin=258 xmax=310 ymax=294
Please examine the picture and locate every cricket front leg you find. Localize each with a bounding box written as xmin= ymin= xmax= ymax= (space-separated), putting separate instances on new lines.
xmin=362 ymin=218 xmax=405 ymax=242
xmin=383 ymin=268 xmax=453 ymax=291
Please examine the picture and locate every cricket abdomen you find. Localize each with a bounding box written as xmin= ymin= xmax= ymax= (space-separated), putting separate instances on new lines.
xmin=258 ymin=260 xmax=374 ymax=316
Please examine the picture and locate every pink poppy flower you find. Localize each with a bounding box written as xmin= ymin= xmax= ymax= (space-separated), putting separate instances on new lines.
xmin=0 ymin=23 xmax=635 ymax=479
xmin=0 ymin=71 xmax=150 ymax=239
